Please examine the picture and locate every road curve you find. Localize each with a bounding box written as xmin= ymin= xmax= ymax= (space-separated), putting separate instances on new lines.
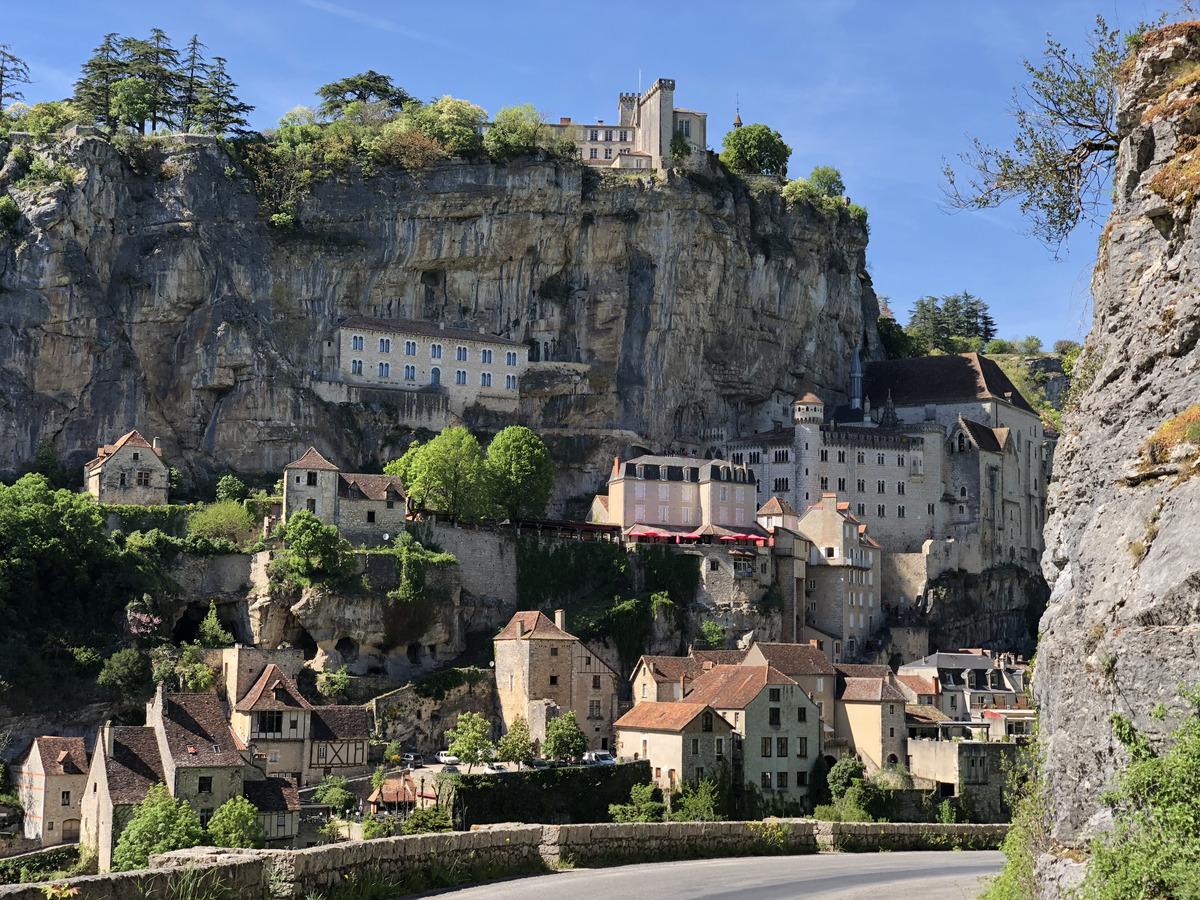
xmin=414 ymin=850 xmax=1004 ymax=899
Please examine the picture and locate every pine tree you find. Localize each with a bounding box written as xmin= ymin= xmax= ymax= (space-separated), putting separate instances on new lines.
xmin=176 ymin=35 xmax=208 ymax=132
xmin=194 ymin=57 xmax=253 ymax=135
xmin=0 ymin=45 xmax=32 ymax=106
xmin=119 ymin=32 xmax=179 ymax=132
xmin=74 ymin=33 xmax=125 ymax=130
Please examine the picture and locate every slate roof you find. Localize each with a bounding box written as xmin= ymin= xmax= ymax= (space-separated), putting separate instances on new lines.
xmin=339 ymin=316 xmax=526 ymax=348
xmin=613 ymin=702 xmax=722 ymax=732
xmin=684 ymin=664 xmax=796 ymax=710
xmin=285 ymin=447 xmax=340 ymax=471
xmin=15 ymin=737 xmax=88 ymax=776
xmin=236 ymin=665 xmax=313 ymax=713
xmin=839 ymin=677 xmax=906 ymax=703
xmin=747 ymin=643 xmax=837 ymax=677
xmin=161 ymin=693 xmax=244 ymax=768
xmin=637 ymin=655 xmax=702 ymax=684
xmin=958 ymin=417 xmax=1005 ymax=454
xmin=728 ymin=426 xmax=797 ymax=447
xmin=310 ymin=707 xmax=369 ymax=742
xmin=104 ymin=727 xmax=167 ymax=806
xmin=616 ymin=455 xmax=756 ymax=485
xmin=494 ymin=611 xmax=575 ymax=641
xmin=85 ymin=430 xmax=163 ymax=471
xmin=864 ymin=353 xmax=1037 ymax=416
xmin=836 ymin=664 xmax=893 ymax=679
xmin=243 ymin=777 xmax=301 ymax=813
xmin=338 ymin=473 xmax=406 ymax=501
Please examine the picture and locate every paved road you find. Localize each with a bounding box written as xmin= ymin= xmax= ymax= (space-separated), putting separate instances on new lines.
xmin=416 ymin=851 xmax=1005 ymax=899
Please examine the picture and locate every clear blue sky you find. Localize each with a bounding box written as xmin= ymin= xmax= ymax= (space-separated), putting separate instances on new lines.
xmin=4 ymin=1 xmax=1176 ymax=345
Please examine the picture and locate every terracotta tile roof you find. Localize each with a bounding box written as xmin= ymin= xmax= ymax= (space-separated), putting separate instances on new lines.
xmin=906 ymin=704 xmax=951 ymax=725
xmin=595 ymin=496 xmax=609 ymax=510
xmin=285 ymin=446 xmax=340 ymax=471
xmin=85 ymin=430 xmax=162 ymax=470
xmin=747 ymin=643 xmax=837 ymax=677
xmin=757 ymin=497 xmax=799 ymax=518
xmin=836 ymin=664 xmax=893 ymax=679
xmin=162 ymin=694 xmax=244 ymax=768
xmin=958 ymin=417 xmax=1004 ymax=454
xmin=310 ymin=706 xmax=369 ymax=742
xmin=896 ymin=675 xmax=937 ymax=696
xmin=495 ymin=611 xmax=575 ymax=641
xmin=838 ymin=677 xmax=906 ymax=703
xmin=235 ymin=665 xmax=313 ymax=713
xmin=614 ymin=702 xmax=724 ymax=732
xmin=637 ymin=655 xmax=701 ymax=684
xmin=691 ymin=649 xmax=749 ymax=667
xmin=368 ymin=772 xmax=416 ymax=805
xmin=684 ymin=665 xmax=796 ymax=710
xmin=244 ymin=777 xmax=301 ymax=813
xmin=104 ymin=727 xmax=166 ymax=806
xmin=17 ymin=737 xmax=88 ymax=775
xmin=338 ymin=473 xmax=406 ymax=501
xmin=339 ymin=316 xmax=526 ymax=348
xmin=864 ymin=353 xmax=1037 ymax=416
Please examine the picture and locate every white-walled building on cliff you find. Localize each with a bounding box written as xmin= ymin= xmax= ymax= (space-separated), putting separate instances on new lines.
xmin=84 ymin=430 xmax=169 ymax=506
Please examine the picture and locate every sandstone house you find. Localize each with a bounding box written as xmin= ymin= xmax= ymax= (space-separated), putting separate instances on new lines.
xmin=10 ymin=737 xmax=88 ymax=847
xmin=283 ymin=446 xmax=407 ymax=545
xmin=83 ymin=430 xmax=169 ymax=506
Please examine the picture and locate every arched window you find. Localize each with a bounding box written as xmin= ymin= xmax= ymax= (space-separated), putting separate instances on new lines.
xmin=957 ymin=433 xmax=966 ymax=452
xmin=431 ymin=367 xmax=440 ymax=385
xmin=960 ymin=486 xmax=967 ymax=498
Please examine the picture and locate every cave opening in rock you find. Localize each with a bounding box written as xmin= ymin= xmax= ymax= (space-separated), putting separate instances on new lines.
xmin=171 ymin=603 xmax=208 ymax=644
xmin=292 ymin=626 xmax=319 ymax=660
xmin=335 ymin=636 xmax=359 ymax=663
xmin=407 ymin=643 xmax=421 ymax=664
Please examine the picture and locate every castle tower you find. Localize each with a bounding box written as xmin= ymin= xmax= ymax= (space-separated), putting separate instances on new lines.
xmin=850 ymin=349 xmax=863 ymax=410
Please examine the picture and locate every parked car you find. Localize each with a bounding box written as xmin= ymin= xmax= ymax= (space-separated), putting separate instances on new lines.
xmin=440 ymin=764 xmax=460 ymax=774
xmin=520 ymin=758 xmax=550 ymax=771
xmin=435 ymin=751 xmax=459 ymax=765
xmin=400 ymin=753 xmax=424 ymax=768
xmin=583 ymin=751 xmax=616 ymax=766
xmin=482 ymin=762 xmax=509 ymax=775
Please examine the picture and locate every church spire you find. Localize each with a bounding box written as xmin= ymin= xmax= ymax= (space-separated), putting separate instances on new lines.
xmin=734 ymin=93 xmax=742 ymax=128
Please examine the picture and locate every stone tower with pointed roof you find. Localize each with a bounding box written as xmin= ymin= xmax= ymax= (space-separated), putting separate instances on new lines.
xmin=282 ymin=447 xmax=407 ymax=545
xmin=84 ymin=429 xmax=169 ymax=506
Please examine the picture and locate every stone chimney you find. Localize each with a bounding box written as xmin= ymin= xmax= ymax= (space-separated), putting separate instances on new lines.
xmin=104 ymin=720 xmax=114 ymax=756
xmin=554 ymin=608 xmax=565 ymax=631
xmin=152 ymin=437 xmax=161 ymax=451
xmin=612 ymin=457 xmax=621 ymax=479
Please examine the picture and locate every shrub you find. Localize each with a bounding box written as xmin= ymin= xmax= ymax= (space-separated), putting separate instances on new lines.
xmin=402 ymin=805 xmax=451 ymax=834
xmin=197 ymin=605 xmax=234 ymax=648
xmin=206 ymin=796 xmax=264 ymax=848
xmin=985 ymin=339 xmax=1016 ymax=354
xmin=370 ymin=123 xmax=446 ymax=169
xmin=609 ymin=782 xmax=665 ymax=822
xmin=827 ymin=756 xmax=865 ymax=799
xmin=699 ymin=618 xmax=725 ymax=649
xmin=15 ymin=155 xmax=76 ymax=190
xmin=97 ymin=648 xmax=152 ymax=699
xmin=111 ymin=783 xmax=203 ymax=871
xmin=215 ymin=474 xmax=247 ymax=502
xmin=313 ymin=776 xmax=358 ymax=815
xmin=188 ymin=500 xmax=256 ymax=544
xmin=0 ymin=195 xmax=19 ymax=236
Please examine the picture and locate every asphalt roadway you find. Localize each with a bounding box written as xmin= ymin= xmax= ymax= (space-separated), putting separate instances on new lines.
xmin=415 ymin=851 xmax=1005 ymax=899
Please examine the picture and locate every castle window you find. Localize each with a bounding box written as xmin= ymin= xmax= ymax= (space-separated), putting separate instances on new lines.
xmin=960 ymin=486 xmax=968 ymax=497
xmin=877 ymin=453 xmax=885 ymax=465
xmin=837 ymin=450 xmax=846 ymax=463
xmin=307 ymin=498 xmax=316 ymax=512
xmin=351 ymin=359 xmax=363 ymax=375
xmin=957 ymin=433 xmax=966 ymax=452
xmin=819 ymin=449 xmax=828 ymax=462
xmin=481 ymin=348 xmax=493 ymax=364
xmin=431 ymin=367 xmax=440 ymax=385
xmin=928 ymin=503 xmax=935 ymax=515
xmin=877 ymin=504 xmax=886 ymax=517
xmin=857 ymin=479 xmax=865 ymax=492
xmin=620 ymin=130 xmax=628 ymax=141
xmin=604 ymin=129 xmax=612 ymax=141
xmin=136 ymin=471 xmax=151 ymax=486
xmin=774 ymin=448 xmax=789 ymax=463
xmin=378 ymin=362 xmax=389 ymax=377
xmin=379 ymin=338 xmax=391 ymax=353
xmin=838 ymin=477 xmax=846 ymax=491
xmin=774 ymin=477 xmax=789 ymax=492
xmin=857 ymin=503 xmax=865 ymax=515
xmin=456 ymin=370 xmax=466 ymax=385
xmin=819 ymin=476 xmax=828 ymax=490
xmin=857 ymin=451 xmax=865 ymax=464
xmin=506 ymin=374 xmax=517 ymax=388
xmin=352 ymin=335 xmax=364 ymax=351
xmin=897 ymin=455 xmax=905 ymax=466
xmin=506 ymin=351 xmax=517 ymax=365
xmin=877 ymin=480 xmax=885 ymax=493
xmin=480 ymin=372 xmax=492 ymax=387
xmin=898 ymin=506 xmax=906 ymax=518
xmin=431 ymin=343 xmax=442 ymax=359
xmin=589 ymin=148 xmax=597 ymax=159
xmin=367 ymin=511 xmax=376 ymax=523
xmin=456 ymin=346 xmax=467 ymax=361
xmin=404 ymin=341 xmax=416 ymax=355
xmin=405 ymin=365 xmax=416 ymax=380
xmin=307 ymin=472 xmax=318 ymax=486
xmin=589 ymin=129 xmax=598 ymax=141
xmin=897 ymin=482 xmax=905 ymax=495
xmin=749 ymin=451 xmax=761 ymax=465
xmin=604 ymin=148 xmax=612 ymax=159
xmin=679 ymin=119 xmax=691 ymax=137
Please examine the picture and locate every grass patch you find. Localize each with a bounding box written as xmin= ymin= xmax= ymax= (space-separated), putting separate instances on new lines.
xmin=1148 ymin=135 xmax=1200 ymax=208
xmin=1143 ymin=404 xmax=1200 ymax=464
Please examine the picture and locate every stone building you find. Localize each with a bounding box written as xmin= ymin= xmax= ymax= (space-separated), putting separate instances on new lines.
xmin=592 ymin=455 xmax=761 ymax=535
xmin=320 ymin=316 xmax=527 ymax=416
xmin=493 ymin=609 xmax=620 ymax=753
xmin=548 ymin=78 xmax=707 ymax=171
xmin=725 ymin=353 xmax=1049 ymax=608
xmin=897 ymin=650 xmax=1028 ymax=728
xmin=741 ymin=642 xmax=837 ymax=731
xmin=832 ymin=665 xmax=908 ymax=773
xmin=83 ymin=430 xmax=169 ymax=506
xmin=613 ymin=702 xmax=733 ymax=792
xmin=282 ymin=447 xmax=407 ymax=545
xmin=10 ymin=737 xmax=89 ymax=846
xmin=683 ymin=664 xmax=822 ymax=805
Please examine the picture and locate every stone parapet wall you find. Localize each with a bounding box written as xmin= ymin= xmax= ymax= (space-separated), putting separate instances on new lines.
xmin=2 ymin=820 xmax=1009 ymax=900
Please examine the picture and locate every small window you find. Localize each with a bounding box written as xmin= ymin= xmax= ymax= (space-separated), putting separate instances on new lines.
xmin=798 ymin=736 xmax=808 ymax=757
xmin=691 ymin=738 xmax=699 ymax=754
xmin=136 ymin=471 xmax=151 ymax=487
xmin=307 ymin=471 xmax=318 ymax=486
xmin=777 ymin=737 xmax=788 ymax=757
xmin=777 ymin=771 xmax=789 ymax=790
xmin=198 ymin=776 xmax=213 ymax=794
xmin=61 ymin=790 xmax=71 ymax=807
xmin=367 ymin=510 xmax=376 ymax=523
xmin=769 ymin=707 xmax=781 ymax=726
xmin=798 ymin=707 xmax=807 ymax=722
xmin=761 ymin=737 xmax=772 ymax=757
xmin=550 ymin=647 xmax=558 ymax=657
xmin=592 ymin=675 xmax=601 ymax=690
xmin=702 ymin=711 xmax=713 ymax=732
xmin=761 ymin=771 xmax=772 ymax=790
xmin=768 ymin=688 xmax=781 ymax=702
xmin=132 ymin=451 xmax=140 ymax=461
xmin=549 ymin=675 xmax=558 ymax=686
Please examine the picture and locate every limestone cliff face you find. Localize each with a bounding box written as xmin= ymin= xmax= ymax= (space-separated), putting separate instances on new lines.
xmin=0 ymin=137 xmax=877 ymax=492
xmin=1037 ymin=22 xmax=1200 ymax=868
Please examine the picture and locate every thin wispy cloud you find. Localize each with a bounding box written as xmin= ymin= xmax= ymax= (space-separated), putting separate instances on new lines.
xmin=296 ymin=0 xmax=455 ymax=50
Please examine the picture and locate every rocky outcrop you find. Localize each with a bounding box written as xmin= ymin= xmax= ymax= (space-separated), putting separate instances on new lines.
xmin=1037 ymin=21 xmax=1200 ymax=878
xmin=0 ymin=138 xmax=877 ymax=502
xmin=923 ymin=566 xmax=1045 ymax=654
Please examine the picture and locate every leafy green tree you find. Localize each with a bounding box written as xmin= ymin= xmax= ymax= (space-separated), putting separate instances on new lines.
xmin=827 ymin=756 xmax=866 ymax=800
xmin=0 ymin=45 xmax=31 ymax=107
xmin=670 ymin=778 xmax=723 ymax=821
xmin=483 ymin=103 xmax=545 ymax=162
xmin=194 ymin=57 xmax=253 ymax=135
xmin=719 ymin=123 xmax=791 ymax=176
xmin=189 ymin=500 xmax=256 ymax=543
xmin=173 ymin=644 xmax=216 ymax=692
xmin=877 ymin=316 xmax=923 ymax=359
xmin=401 ymin=427 xmax=484 ymax=522
xmin=98 ymin=648 xmax=152 ymax=698
xmin=402 ymin=805 xmax=450 ymax=834
xmin=112 ymin=77 xmax=153 ymax=132
xmin=609 ymin=782 xmax=665 ymax=822
xmin=215 ymin=474 xmax=247 ymax=502
xmin=446 ymin=711 xmax=494 ymax=773
xmin=1053 ymin=339 xmax=1081 ymax=356
xmin=1017 ymin=335 xmax=1044 ymax=355
xmin=484 ymin=426 xmax=554 ymax=520
xmin=383 ymin=740 xmax=403 ymax=765
xmin=700 ymin=619 xmax=725 ymax=649
xmin=312 ymin=775 xmax=357 ymax=815
xmin=371 ymin=765 xmax=387 ymax=791
xmin=111 ymin=783 xmax=203 ymax=870
xmin=207 ymin=795 xmax=264 ymax=848
xmin=316 ymin=665 xmax=350 ymax=700
xmin=404 ymin=95 xmax=486 ymax=156
xmin=985 ymin=338 xmax=1017 ymax=355
xmin=807 ymin=165 xmax=845 ymax=197
xmin=495 ymin=716 xmax=535 ymax=767
xmin=197 ymin=605 xmax=233 ymax=648
xmin=282 ymin=510 xmax=355 ymax=582
xmin=316 ymin=71 xmax=411 ymax=119
xmin=669 ymin=131 xmax=692 ymax=164
xmin=74 ymin=34 xmax=124 ymax=129
xmin=542 ymin=711 xmax=588 ymax=761
xmin=24 ymin=440 xmax=71 ymax=489
xmin=942 ymin=15 xmax=1124 ymax=249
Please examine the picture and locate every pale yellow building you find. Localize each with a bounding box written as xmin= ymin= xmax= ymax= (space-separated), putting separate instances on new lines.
xmin=595 ymin=455 xmax=760 ymax=535
xmin=613 ymin=702 xmax=733 ymax=793
xmin=11 ymin=737 xmax=88 ymax=846
xmin=832 ymin=665 xmax=908 ymax=773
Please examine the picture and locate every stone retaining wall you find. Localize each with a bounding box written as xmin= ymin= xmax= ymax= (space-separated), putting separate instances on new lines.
xmin=1 ymin=820 xmax=1009 ymax=900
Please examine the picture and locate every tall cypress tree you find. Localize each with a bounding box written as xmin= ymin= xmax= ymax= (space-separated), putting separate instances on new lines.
xmin=176 ymin=35 xmax=207 ymax=132
xmin=194 ymin=57 xmax=253 ymax=135
xmin=119 ymin=32 xmax=178 ymax=132
xmin=74 ymin=34 xmax=125 ymax=129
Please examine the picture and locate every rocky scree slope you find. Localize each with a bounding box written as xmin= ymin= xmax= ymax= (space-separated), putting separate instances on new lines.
xmin=0 ymin=137 xmax=878 ymax=492
xmin=1037 ymin=21 xmax=1200 ymax=868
